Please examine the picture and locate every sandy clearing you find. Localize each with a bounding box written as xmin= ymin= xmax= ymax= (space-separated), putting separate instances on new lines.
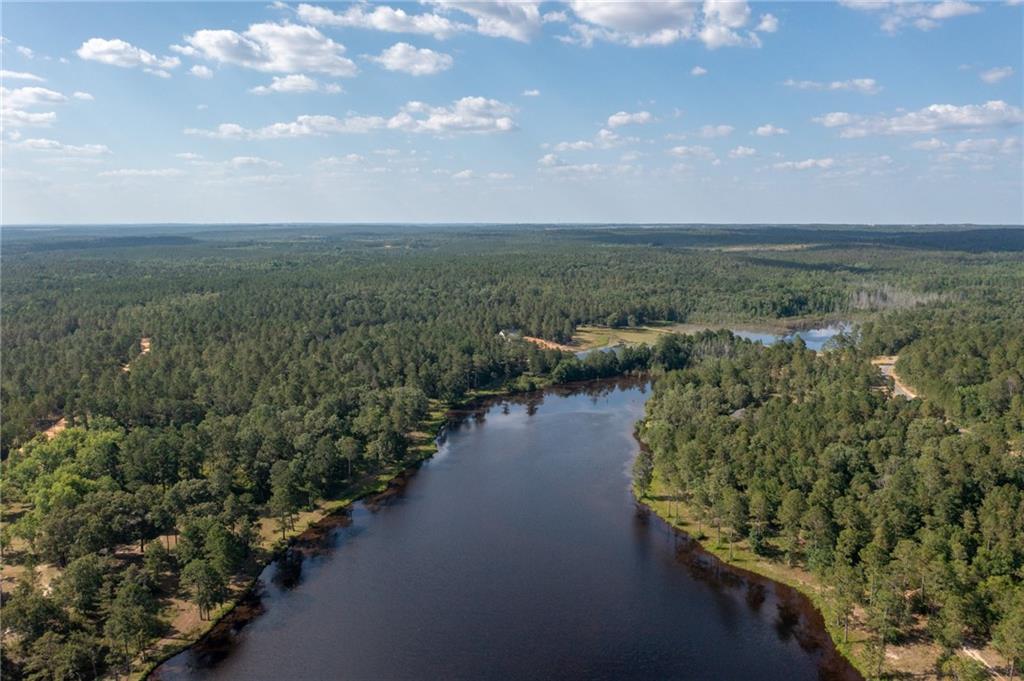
xmin=523 ymin=336 xmax=577 ymax=352
xmin=40 ymin=416 xmax=67 ymax=440
xmin=871 ymin=356 xmax=919 ymax=399
xmin=122 ymin=336 xmax=152 ymax=373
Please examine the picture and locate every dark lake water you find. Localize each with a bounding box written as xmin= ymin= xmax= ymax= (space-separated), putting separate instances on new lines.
xmin=156 ymin=379 xmax=859 ymax=681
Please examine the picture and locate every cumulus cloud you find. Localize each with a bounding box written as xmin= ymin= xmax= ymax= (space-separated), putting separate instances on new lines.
xmin=979 ymin=66 xmax=1014 ymax=84
xmin=14 ymin=137 xmax=110 ymax=155
xmin=839 ymin=0 xmax=981 ymax=34
xmin=699 ymin=124 xmax=734 ymax=138
xmin=370 ymin=42 xmax=453 ymax=75
xmin=728 ymin=145 xmax=756 ymax=158
xmin=1 ymin=86 xmax=67 ymax=128
xmin=756 ymin=13 xmax=779 ymax=32
xmin=813 ymin=100 xmax=1024 ymax=137
xmin=174 ymin=22 xmax=357 ymax=77
xmin=911 ymin=138 xmax=947 ymax=150
xmin=754 ymin=123 xmax=788 ymax=136
xmin=561 ymin=0 xmax=777 ymax=49
xmin=190 ymin=65 xmax=214 ymax=79
xmin=295 ymin=3 xmax=465 ymax=39
xmin=522 ymin=88 xmax=541 ymax=96
xmin=773 ymin=157 xmax=835 ymax=170
xmin=667 ymin=144 xmax=717 ymax=160
xmin=77 ymin=38 xmax=180 ymax=77
xmin=186 ymin=95 xmax=515 ymax=139
xmin=99 ymin=168 xmax=186 ymax=178
xmin=1 ymin=69 xmax=45 ymax=82
xmin=451 ymin=169 xmax=475 ymax=180
xmin=607 ymin=110 xmax=652 ymax=128
xmin=428 ymin=1 xmax=543 ymax=42
xmin=783 ymin=77 xmax=881 ymax=94
xmin=249 ymin=74 xmax=342 ymax=94
xmin=294 ymin=2 xmax=542 ymax=42
xmin=690 ymin=66 xmax=708 ymax=76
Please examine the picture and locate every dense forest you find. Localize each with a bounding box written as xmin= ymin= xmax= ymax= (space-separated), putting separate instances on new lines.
xmin=1 ymin=224 xmax=1022 ymax=680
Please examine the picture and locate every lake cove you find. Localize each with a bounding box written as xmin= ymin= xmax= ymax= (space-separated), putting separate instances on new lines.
xmin=155 ymin=379 xmax=861 ymax=681
xmin=573 ymin=323 xmax=850 ymax=358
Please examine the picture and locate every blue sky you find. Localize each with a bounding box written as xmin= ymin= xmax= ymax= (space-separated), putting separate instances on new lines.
xmin=2 ymin=1 xmax=1022 ymax=224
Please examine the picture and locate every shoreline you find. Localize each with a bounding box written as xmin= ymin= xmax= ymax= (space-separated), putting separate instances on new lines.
xmin=151 ymin=373 xmax=862 ymax=681
xmin=632 ymin=498 xmax=864 ymax=681
xmin=635 ymin=477 xmax=872 ymax=680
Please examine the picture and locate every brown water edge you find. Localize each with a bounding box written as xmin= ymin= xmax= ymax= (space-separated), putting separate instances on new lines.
xmin=633 ymin=501 xmax=864 ymax=681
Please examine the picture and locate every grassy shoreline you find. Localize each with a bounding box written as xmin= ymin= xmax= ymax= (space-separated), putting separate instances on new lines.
xmin=636 ymin=471 xmax=954 ymax=681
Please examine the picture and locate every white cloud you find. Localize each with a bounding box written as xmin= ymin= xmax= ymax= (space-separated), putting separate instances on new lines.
xmin=99 ymin=168 xmax=186 ymax=178
xmin=451 ymin=169 xmax=475 ymax=180
xmin=14 ymin=137 xmax=110 ymax=155
xmin=595 ymin=128 xmax=621 ymax=146
xmin=316 ymin=153 xmax=366 ymax=166
xmin=186 ymin=96 xmax=516 ymax=139
xmin=1 ymin=86 xmax=67 ymax=128
xmin=813 ymin=112 xmax=856 ymax=128
xmin=756 ymin=13 xmax=779 ymax=32
xmin=911 ymin=138 xmax=947 ymax=150
xmin=549 ymin=126 xmax=625 ymax=151
xmin=783 ymin=77 xmax=882 ymax=94
xmin=839 ymin=0 xmax=981 ymax=34
xmin=296 ymin=1 xmax=543 ymax=42
xmin=228 ymin=156 xmax=282 ymax=169
xmin=428 ymin=1 xmax=543 ymax=42
xmin=561 ymin=1 xmax=776 ymax=49
xmin=607 ymin=110 xmax=652 ymax=128
xmin=390 ymin=96 xmax=516 ymax=134
xmin=699 ymin=124 xmax=733 ymax=138
xmin=668 ymin=145 xmax=717 ymax=160
xmin=190 ymin=65 xmax=214 ymax=79
xmin=552 ymin=140 xmax=594 ymax=151
xmin=76 ymin=38 xmax=180 ymax=77
xmin=728 ymin=145 xmax=756 ymax=158
xmin=814 ymin=100 xmax=1024 ymax=137
xmin=486 ymin=171 xmax=513 ymax=180
xmin=522 ymin=89 xmax=541 ymax=96
xmin=773 ymin=157 xmax=835 ymax=170
xmin=564 ymin=1 xmax=698 ymax=46
xmin=175 ymin=152 xmax=204 ymax=160
xmin=72 ymin=91 xmax=94 ymax=100
xmin=754 ymin=123 xmax=788 ymax=136
xmin=979 ymin=66 xmax=1014 ymax=84
xmin=690 ymin=66 xmax=708 ymax=76
xmin=370 ymin=42 xmax=453 ymax=75
xmin=16 ymin=46 xmax=35 ymax=59
xmin=175 ymin=22 xmax=357 ymax=77
xmin=249 ymin=74 xmax=342 ymax=94
xmin=294 ymin=3 xmax=465 ymax=40
xmin=1 ymin=69 xmax=45 ymax=82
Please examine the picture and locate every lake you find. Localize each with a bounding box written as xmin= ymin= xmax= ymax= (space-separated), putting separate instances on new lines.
xmin=575 ymin=323 xmax=850 ymax=358
xmin=156 ymin=379 xmax=859 ymax=681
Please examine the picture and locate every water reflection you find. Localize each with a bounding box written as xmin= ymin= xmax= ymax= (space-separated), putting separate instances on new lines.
xmin=156 ymin=379 xmax=859 ymax=681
